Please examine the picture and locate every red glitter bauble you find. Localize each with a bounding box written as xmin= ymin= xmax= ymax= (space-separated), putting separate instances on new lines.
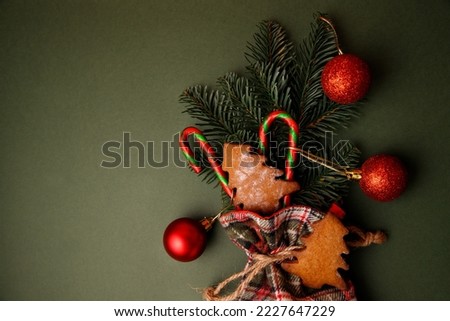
xmin=163 ymin=217 xmax=207 ymax=262
xmin=359 ymin=154 xmax=408 ymax=202
xmin=321 ymin=54 xmax=371 ymax=104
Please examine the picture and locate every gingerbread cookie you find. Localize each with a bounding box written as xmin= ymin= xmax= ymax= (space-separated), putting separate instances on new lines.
xmin=281 ymin=213 xmax=350 ymax=290
xmin=222 ymin=143 xmax=300 ymax=215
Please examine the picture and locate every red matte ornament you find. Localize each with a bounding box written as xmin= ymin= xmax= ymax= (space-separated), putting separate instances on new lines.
xmin=163 ymin=217 xmax=207 ymax=262
xmin=321 ymin=54 xmax=371 ymax=104
xmin=359 ymin=154 xmax=408 ymax=202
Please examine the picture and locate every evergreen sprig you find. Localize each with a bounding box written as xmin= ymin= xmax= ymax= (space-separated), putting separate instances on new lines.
xmin=294 ymin=140 xmax=361 ymax=210
xmin=179 ymin=14 xmax=362 ymax=210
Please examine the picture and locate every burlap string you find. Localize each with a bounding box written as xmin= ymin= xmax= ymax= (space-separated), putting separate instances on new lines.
xmin=346 ymin=226 xmax=387 ymax=248
xmin=203 ymin=245 xmax=303 ymax=301
xmin=203 ymin=226 xmax=387 ymax=301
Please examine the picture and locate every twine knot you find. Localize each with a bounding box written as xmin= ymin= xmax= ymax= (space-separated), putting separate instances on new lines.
xmin=203 ymin=245 xmax=302 ymax=301
xmin=346 ymin=225 xmax=387 ymax=248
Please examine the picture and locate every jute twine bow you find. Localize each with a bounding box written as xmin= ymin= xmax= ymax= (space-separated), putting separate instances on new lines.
xmin=203 ymin=245 xmax=302 ymax=301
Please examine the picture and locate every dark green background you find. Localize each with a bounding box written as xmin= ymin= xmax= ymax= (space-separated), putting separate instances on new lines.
xmin=1 ymin=0 xmax=449 ymax=300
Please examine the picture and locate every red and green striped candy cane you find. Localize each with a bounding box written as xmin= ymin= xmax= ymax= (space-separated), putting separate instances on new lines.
xmin=179 ymin=127 xmax=233 ymax=197
xmin=258 ymin=110 xmax=299 ymax=206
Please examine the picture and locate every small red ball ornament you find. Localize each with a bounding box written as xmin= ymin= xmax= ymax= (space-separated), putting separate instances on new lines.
xmin=321 ymin=54 xmax=371 ymax=104
xmin=359 ymin=154 xmax=408 ymax=202
xmin=163 ymin=217 xmax=208 ymax=262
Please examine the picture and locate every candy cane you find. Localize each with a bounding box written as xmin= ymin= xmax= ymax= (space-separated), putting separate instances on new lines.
xmin=258 ymin=111 xmax=299 ymax=206
xmin=179 ymin=127 xmax=233 ymax=197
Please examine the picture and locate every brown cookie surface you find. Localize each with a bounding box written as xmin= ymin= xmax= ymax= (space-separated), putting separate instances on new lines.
xmin=222 ymin=143 xmax=300 ymax=215
xmin=281 ymin=213 xmax=350 ymax=290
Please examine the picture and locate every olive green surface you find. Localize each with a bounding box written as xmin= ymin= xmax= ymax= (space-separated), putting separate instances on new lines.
xmin=1 ymin=0 xmax=449 ymax=301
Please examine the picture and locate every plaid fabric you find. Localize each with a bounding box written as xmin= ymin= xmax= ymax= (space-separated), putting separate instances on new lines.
xmin=218 ymin=206 xmax=356 ymax=301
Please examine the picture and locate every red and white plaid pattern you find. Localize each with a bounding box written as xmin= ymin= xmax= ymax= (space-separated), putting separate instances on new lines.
xmin=218 ymin=206 xmax=356 ymax=301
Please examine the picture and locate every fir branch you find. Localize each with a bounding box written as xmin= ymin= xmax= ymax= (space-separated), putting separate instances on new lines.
xmin=297 ymin=14 xmax=339 ymax=126
xmin=217 ymin=72 xmax=261 ymax=138
xmin=306 ymin=104 xmax=359 ymax=131
xmin=245 ymin=20 xmax=298 ymax=119
xmin=245 ymin=20 xmax=296 ymax=70
xmin=179 ymin=86 xmax=232 ymax=186
xmin=293 ymin=141 xmax=360 ymax=210
xmin=180 ymin=86 xmax=235 ymax=142
xmin=179 ymin=15 xmax=364 ymax=210
xmin=246 ymin=61 xmax=292 ymax=113
xmin=300 ymin=97 xmax=361 ymax=143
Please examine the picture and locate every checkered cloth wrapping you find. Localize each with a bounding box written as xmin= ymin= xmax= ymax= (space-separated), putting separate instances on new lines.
xmin=218 ymin=205 xmax=356 ymax=301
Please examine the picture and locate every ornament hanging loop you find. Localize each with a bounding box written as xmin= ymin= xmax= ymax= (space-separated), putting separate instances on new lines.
xmin=288 ymin=146 xmax=361 ymax=180
xmin=179 ymin=127 xmax=233 ymax=197
xmin=319 ymin=16 xmax=343 ymax=55
xmin=201 ymin=189 xmax=235 ymax=230
xmin=345 ymin=169 xmax=362 ymax=181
